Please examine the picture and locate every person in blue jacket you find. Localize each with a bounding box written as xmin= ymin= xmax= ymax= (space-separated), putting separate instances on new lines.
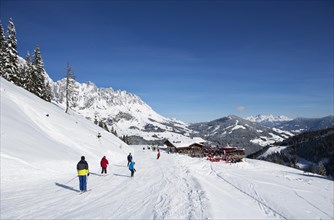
xmin=129 ymin=160 xmax=136 ymax=177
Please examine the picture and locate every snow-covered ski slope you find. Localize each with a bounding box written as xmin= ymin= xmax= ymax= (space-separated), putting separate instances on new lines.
xmin=1 ymin=77 xmax=333 ymax=219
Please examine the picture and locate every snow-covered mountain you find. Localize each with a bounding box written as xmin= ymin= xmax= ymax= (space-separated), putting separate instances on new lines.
xmin=246 ymin=114 xmax=334 ymax=134
xmin=275 ymin=116 xmax=334 ymax=134
xmin=189 ymin=115 xmax=294 ymax=155
xmin=51 ymin=79 xmax=203 ymax=145
xmin=246 ymin=114 xmax=292 ymax=126
xmin=8 ymin=53 xmax=202 ymax=145
xmin=1 ymin=77 xmax=333 ymax=219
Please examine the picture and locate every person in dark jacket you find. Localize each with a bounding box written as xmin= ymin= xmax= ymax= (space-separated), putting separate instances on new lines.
xmin=77 ymin=156 xmax=89 ymax=192
xmin=129 ymin=160 xmax=136 ymax=177
xmin=100 ymin=156 xmax=109 ymax=175
xmin=127 ymin=153 xmax=132 ymax=167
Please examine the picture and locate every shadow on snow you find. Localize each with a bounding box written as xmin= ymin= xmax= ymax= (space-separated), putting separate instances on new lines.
xmin=113 ymin=164 xmax=127 ymax=168
xmin=89 ymin=172 xmax=102 ymax=177
xmin=113 ymin=173 xmax=131 ymax=178
xmin=55 ymin=182 xmax=80 ymax=192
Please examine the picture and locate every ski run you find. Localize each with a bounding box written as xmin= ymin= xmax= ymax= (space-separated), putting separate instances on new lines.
xmin=1 ymin=77 xmax=333 ymax=219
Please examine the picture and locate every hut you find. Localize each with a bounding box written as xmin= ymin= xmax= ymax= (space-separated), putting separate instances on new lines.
xmin=164 ymin=139 xmax=206 ymax=156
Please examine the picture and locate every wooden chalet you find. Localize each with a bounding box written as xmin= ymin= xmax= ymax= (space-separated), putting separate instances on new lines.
xmin=164 ymin=139 xmax=206 ymax=156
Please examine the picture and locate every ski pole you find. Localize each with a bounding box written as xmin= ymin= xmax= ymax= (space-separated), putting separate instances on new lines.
xmin=64 ymin=175 xmax=78 ymax=184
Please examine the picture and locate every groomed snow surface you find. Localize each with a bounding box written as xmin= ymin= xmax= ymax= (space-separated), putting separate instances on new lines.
xmin=1 ymin=78 xmax=333 ymax=220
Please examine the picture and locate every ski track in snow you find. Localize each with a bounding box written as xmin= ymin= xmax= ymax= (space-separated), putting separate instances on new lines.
xmin=294 ymin=191 xmax=333 ymax=219
xmin=2 ymin=148 xmax=333 ymax=219
xmin=210 ymin=166 xmax=288 ymax=220
xmin=1 ymin=148 xmax=212 ymax=219
xmin=1 ymin=149 xmax=333 ymax=220
xmin=205 ymin=161 xmax=333 ymax=220
xmin=148 ymin=153 xmax=210 ymax=220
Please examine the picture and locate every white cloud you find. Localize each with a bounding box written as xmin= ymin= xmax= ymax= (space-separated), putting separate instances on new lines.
xmin=236 ymin=105 xmax=246 ymax=112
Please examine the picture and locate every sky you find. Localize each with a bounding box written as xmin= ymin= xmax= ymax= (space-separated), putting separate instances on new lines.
xmin=1 ymin=0 xmax=333 ymax=123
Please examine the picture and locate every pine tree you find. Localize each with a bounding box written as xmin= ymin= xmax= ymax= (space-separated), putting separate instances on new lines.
xmin=0 ymin=21 xmax=6 ymax=75
xmin=121 ymin=135 xmax=130 ymax=144
xmin=45 ymin=81 xmax=52 ymax=102
xmin=25 ymin=51 xmax=34 ymax=91
xmin=33 ymin=46 xmax=44 ymax=76
xmin=4 ymin=18 xmax=19 ymax=83
xmin=32 ymin=45 xmax=51 ymax=102
xmin=318 ymin=162 xmax=327 ymax=176
xmin=65 ymin=64 xmax=76 ymax=113
xmin=111 ymin=127 xmax=118 ymax=137
xmin=17 ymin=61 xmax=28 ymax=88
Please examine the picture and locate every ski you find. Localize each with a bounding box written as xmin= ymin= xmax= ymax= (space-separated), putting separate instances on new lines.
xmin=79 ymin=189 xmax=92 ymax=194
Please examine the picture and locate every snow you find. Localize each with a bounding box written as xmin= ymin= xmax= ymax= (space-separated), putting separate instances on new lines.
xmin=272 ymin=128 xmax=295 ymax=138
xmin=250 ymin=136 xmax=273 ymax=147
xmin=225 ymin=120 xmax=246 ymax=134
xmin=246 ymin=114 xmax=292 ymax=123
xmin=212 ymin=125 xmax=220 ymax=133
xmin=250 ymin=133 xmax=285 ymax=147
xmin=1 ymin=77 xmax=333 ymax=219
xmin=259 ymin=146 xmax=289 ymax=158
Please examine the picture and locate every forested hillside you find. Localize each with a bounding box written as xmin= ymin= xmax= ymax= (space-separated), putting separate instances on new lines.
xmin=252 ymin=128 xmax=334 ymax=177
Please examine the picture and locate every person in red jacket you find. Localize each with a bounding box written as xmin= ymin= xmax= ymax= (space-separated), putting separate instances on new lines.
xmin=100 ymin=156 xmax=109 ymax=176
xmin=157 ymin=150 xmax=160 ymax=159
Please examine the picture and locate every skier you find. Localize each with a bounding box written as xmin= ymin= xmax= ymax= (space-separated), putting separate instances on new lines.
xmin=157 ymin=150 xmax=160 ymax=159
xmin=100 ymin=156 xmax=109 ymax=176
xmin=127 ymin=153 xmax=132 ymax=167
xmin=77 ymin=156 xmax=89 ymax=192
xmin=129 ymin=160 xmax=136 ymax=177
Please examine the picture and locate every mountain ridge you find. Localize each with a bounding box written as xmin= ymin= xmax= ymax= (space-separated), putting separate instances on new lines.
xmin=51 ymin=78 xmax=202 ymax=145
xmin=275 ymin=116 xmax=334 ymax=133
xmin=50 ymin=77 xmax=333 ymax=150
xmin=245 ymin=114 xmax=292 ymax=127
xmin=189 ymin=115 xmax=294 ymax=155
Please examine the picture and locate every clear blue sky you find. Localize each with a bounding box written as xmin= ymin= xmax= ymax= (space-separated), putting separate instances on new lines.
xmin=1 ymin=0 xmax=333 ymax=123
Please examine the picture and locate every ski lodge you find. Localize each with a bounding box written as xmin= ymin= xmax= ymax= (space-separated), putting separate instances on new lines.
xmin=163 ymin=139 xmax=206 ymax=156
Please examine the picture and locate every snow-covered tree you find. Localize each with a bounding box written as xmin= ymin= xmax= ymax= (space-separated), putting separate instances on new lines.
xmin=44 ymin=81 xmax=52 ymax=102
xmin=4 ymin=18 xmax=19 ymax=83
xmin=318 ymin=162 xmax=327 ymax=176
xmin=32 ymin=45 xmax=51 ymax=102
xmin=65 ymin=64 xmax=76 ymax=113
xmin=1 ymin=19 xmax=51 ymax=102
xmin=0 ymin=21 xmax=6 ymax=75
xmin=24 ymin=51 xmax=34 ymax=91
xmin=33 ymin=46 xmax=44 ymax=75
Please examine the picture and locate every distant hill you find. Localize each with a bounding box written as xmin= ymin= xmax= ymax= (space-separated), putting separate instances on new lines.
xmin=275 ymin=116 xmax=334 ymax=133
xmin=189 ymin=115 xmax=293 ymax=155
xmin=251 ymin=128 xmax=334 ymax=177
